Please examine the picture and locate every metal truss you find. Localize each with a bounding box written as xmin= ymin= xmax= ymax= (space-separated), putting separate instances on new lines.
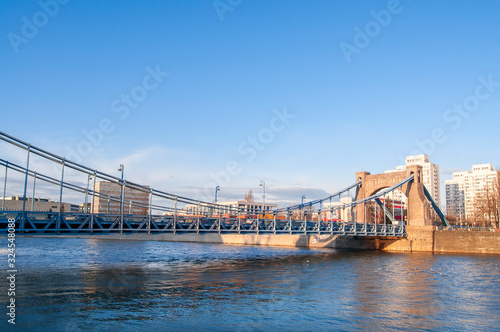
xmin=0 ymin=211 xmax=405 ymax=236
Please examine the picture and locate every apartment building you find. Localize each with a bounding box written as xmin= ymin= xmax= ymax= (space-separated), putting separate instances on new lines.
xmin=445 ymin=164 xmax=499 ymax=220
xmin=385 ymin=154 xmax=440 ymax=205
xmin=92 ymin=181 xmax=150 ymax=215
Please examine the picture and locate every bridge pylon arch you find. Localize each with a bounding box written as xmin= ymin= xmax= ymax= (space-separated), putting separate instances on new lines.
xmin=355 ymin=165 xmax=433 ymax=227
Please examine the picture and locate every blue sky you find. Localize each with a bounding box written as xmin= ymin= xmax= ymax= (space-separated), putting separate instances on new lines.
xmin=1 ymin=0 xmax=499 ymax=206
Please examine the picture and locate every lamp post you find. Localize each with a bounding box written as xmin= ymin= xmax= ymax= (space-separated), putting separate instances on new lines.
xmin=118 ymin=164 xmax=124 ymax=233
xmin=301 ymin=195 xmax=306 ymax=220
xmin=260 ymin=180 xmax=266 ymax=214
xmin=118 ymin=164 xmax=124 ymax=212
xmin=85 ymin=174 xmax=93 ymax=213
xmin=215 ymin=185 xmax=220 ymax=203
xmin=119 ymin=164 xmax=124 ymax=179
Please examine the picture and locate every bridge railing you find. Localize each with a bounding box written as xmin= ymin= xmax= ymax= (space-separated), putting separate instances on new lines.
xmin=1 ymin=131 xmax=411 ymax=237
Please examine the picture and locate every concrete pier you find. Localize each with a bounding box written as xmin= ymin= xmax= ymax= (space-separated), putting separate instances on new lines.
xmin=377 ymin=226 xmax=500 ymax=254
xmin=23 ymin=228 xmax=500 ymax=254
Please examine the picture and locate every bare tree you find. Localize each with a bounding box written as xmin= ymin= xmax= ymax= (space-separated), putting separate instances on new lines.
xmin=244 ymin=189 xmax=254 ymax=202
xmin=473 ymin=191 xmax=489 ymax=228
xmin=493 ymin=175 xmax=500 ymax=228
xmin=472 ymin=173 xmax=500 ymax=228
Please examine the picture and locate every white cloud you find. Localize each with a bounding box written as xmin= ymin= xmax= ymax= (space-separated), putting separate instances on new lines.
xmin=1 ymin=137 xmax=358 ymax=208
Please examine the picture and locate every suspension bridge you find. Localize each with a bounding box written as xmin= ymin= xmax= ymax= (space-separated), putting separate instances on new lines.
xmin=0 ymin=131 xmax=448 ymax=239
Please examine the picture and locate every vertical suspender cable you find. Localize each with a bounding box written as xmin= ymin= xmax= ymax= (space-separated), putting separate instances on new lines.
xmin=31 ymin=172 xmax=37 ymax=211
xmin=91 ymin=172 xmax=96 ymax=233
xmin=2 ymin=162 xmax=8 ymax=210
xmin=174 ymin=196 xmax=178 ymax=234
xmin=148 ymin=190 xmax=152 ymax=234
xmin=22 ymin=147 xmax=31 ymax=231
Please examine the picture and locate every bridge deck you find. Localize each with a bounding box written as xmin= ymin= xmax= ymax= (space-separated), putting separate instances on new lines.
xmin=1 ymin=211 xmax=406 ymax=237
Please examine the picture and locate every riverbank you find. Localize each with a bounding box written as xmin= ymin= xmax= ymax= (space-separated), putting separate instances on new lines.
xmin=16 ymin=226 xmax=500 ymax=254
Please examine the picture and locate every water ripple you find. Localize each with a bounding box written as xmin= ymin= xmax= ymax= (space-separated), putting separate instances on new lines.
xmin=0 ymin=237 xmax=498 ymax=331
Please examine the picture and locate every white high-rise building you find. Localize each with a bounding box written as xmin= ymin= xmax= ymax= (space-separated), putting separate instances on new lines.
xmin=385 ymin=154 xmax=441 ymax=206
xmin=445 ymin=164 xmax=499 ymax=220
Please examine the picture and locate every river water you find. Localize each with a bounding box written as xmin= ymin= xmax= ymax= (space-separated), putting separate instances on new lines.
xmin=0 ymin=237 xmax=499 ymax=331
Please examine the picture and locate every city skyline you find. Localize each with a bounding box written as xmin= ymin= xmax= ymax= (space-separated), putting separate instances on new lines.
xmin=0 ymin=136 xmax=497 ymax=212
xmin=1 ymin=1 xmax=500 ymax=205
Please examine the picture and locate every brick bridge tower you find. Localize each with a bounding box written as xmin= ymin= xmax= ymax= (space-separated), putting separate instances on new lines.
xmin=355 ymin=165 xmax=433 ymax=227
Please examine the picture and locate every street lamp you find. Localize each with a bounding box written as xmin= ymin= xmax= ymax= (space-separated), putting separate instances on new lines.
xmin=215 ymin=185 xmax=220 ymax=203
xmin=85 ymin=174 xmax=93 ymax=213
xmin=118 ymin=164 xmax=124 ymax=180
xmin=260 ymin=180 xmax=266 ymax=214
xmin=301 ymin=195 xmax=306 ymax=220
xmin=118 ymin=164 xmax=124 ymax=232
